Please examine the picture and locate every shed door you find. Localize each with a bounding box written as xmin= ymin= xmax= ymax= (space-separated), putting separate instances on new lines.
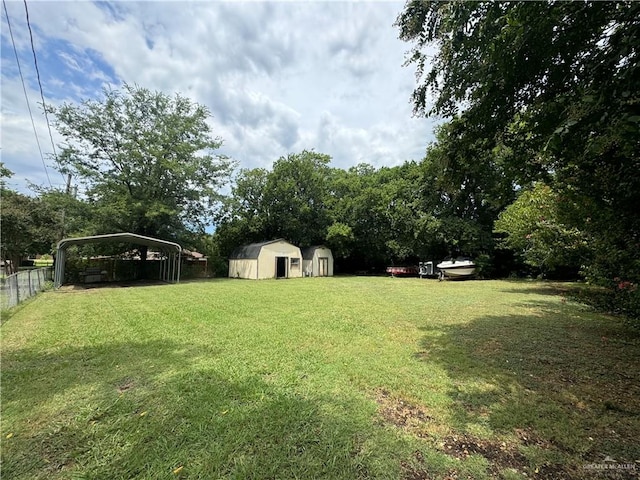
xmin=318 ymin=257 xmax=329 ymax=277
xmin=276 ymin=257 xmax=287 ymax=278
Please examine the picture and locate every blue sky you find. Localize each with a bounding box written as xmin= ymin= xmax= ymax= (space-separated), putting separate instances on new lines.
xmin=1 ymin=0 xmax=438 ymax=195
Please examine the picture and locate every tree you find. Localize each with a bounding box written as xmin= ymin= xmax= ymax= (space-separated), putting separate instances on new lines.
xmin=0 ymin=162 xmax=13 ymax=185
xmin=214 ymin=151 xmax=334 ymax=260
xmin=415 ymin=120 xmax=515 ymax=261
xmin=50 ymin=84 xmax=234 ymax=260
xmin=261 ymin=151 xmax=333 ymax=247
xmin=0 ymin=189 xmax=58 ymax=273
xmin=326 ymin=162 xmax=425 ymax=270
xmin=494 ymin=183 xmax=587 ymax=277
xmin=214 ymin=168 xmax=270 ymax=257
xmin=324 ymin=222 xmax=355 ymax=260
xmin=397 ymin=1 xmax=640 ymax=282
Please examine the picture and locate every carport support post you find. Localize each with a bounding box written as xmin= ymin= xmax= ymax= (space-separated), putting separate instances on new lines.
xmin=54 ymin=248 xmax=66 ymax=288
xmin=176 ymin=250 xmax=181 ymax=283
xmin=167 ymin=254 xmax=170 ymax=282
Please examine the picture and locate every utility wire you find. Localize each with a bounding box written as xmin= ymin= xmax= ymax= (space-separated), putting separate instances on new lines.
xmin=23 ymin=0 xmax=66 ymax=184
xmin=2 ymin=0 xmax=52 ymax=188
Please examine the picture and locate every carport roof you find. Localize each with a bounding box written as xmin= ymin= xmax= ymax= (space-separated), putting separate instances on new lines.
xmin=229 ymin=238 xmax=288 ymax=259
xmin=57 ymin=232 xmax=182 ymax=252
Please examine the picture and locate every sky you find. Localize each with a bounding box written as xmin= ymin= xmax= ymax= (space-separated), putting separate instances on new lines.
xmin=1 ymin=0 xmax=438 ymax=196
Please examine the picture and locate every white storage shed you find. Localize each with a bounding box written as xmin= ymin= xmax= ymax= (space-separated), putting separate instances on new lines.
xmin=301 ymin=246 xmax=334 ymax=277
xmin=228 ymin=239 xmax=303 ymax=280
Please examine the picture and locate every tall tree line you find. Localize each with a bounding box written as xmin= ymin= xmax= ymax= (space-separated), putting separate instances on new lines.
xmin=396 ymin=0 xmax=640 ymax=285
xmin=213 ymin=148 xmax=513 ymax=275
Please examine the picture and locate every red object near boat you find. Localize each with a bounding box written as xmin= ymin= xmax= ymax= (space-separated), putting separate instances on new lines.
xmin=386 ymin=266 xmax=418 ymax=276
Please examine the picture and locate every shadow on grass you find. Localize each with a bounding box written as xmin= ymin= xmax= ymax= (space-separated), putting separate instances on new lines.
xmin=497 ymin=279 xmax=575 ymax=297
xmin=415 ymin=295 xmax=640 ymax=479
xmin=56 ymin=277 xmax=229 ymax=292
xmin=2 ymin=339 xmax=391 ymax=479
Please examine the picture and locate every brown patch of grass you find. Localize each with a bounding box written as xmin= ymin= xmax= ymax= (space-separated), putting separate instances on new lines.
xmin=375 ymin=389 xmax=434 ymax=436
xmin=116 ymin=378 xmax=135 ymax=394
xmin=439 ymin=432 xmax=576 ymax=479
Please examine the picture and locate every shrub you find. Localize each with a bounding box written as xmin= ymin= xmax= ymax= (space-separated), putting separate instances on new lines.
xmin=569 ymin=279 xmax=640 ymax=330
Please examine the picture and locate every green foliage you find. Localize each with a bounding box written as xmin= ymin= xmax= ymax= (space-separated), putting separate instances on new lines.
xmin=0 ymin=189 xmax=58 ymax=272
xmin=494 ymin=184 xmax=587 ymax=276
xmin=261 ymin=150 xmax=333 ymax=246
xmin=330 ymin=162 xmax=426 ymax=267
xmin=189 ymin=233 xmax=228 ymax=277
xmin=215 ymin=149 xmax=505 ymax=272
xmin=0 ymin=162 xmax=13 ymax=186
xmin=411 ymin=123 xmax=515 ymax=263
xmin=215 ymin=151 xmax=333 ymax=258
xmin=397 ymin=0 xmax=640 ymax=288
xmin=50 ymin=84 xmax=234 ymax=239
xmin=325 ymin=222 xmax=355 ymax=259
xmin=568 ymin=281 xmax=640 ymax=329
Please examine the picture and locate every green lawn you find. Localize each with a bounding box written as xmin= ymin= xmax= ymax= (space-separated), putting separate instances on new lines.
xmin=1 ymin=277 xmax=639 ymax=479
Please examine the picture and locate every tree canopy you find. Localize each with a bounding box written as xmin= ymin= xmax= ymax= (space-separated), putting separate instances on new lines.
xmin=494 ymin=183 xmax=587 ymax=276
xmin=213 ymin=151 xmax=502 ymax=274
xmin=0 ymin=189 xmax=57 ymax=274
xmin=396 ymin=1 xmax=640 ymax=283
xmin=50 ymin=84 xmax=234 ymax=241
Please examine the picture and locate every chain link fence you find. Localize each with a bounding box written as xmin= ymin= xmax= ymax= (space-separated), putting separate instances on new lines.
xmin=1 ymin=267 xmax=53 ymax=310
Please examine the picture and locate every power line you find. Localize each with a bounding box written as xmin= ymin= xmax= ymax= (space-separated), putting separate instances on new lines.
xmin=23 ymin=0 xmax=66 ymax=184
xmin=2 ymin=0 xmax=52 ymax=188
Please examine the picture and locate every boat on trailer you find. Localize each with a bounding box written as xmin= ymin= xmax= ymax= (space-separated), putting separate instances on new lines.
xmin=436 ymin=257 xmax=477 ymax=280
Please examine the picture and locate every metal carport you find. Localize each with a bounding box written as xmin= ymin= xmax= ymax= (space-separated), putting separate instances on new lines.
xmin=54 ymin=233 xmax=182 ymax=288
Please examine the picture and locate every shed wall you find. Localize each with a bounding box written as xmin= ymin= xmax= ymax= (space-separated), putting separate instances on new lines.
xmin=229 ymin=259 xmax=258 ymax=279
xmin=258 ymin=241 xmax=303 ymax=279
xmin=304 ymin=247 xmax=334 ymax=277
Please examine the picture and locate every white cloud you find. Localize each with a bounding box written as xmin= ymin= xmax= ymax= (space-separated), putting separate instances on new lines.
xmin=1 ymin=1 xmax=438 ymax=195
xmin=0 ymin=75 xmax=67 ymax=191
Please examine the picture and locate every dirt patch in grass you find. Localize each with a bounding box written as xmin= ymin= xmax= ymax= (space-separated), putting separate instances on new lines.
xmin=374 ymin=390 xmax=569 ymax=478
xmin=116 ymin=378 xmax=135 ymax=394
xmin=441 ymin=431 xmax=575 ymax=480
xmin=399 ymin=434 xmax=574 ymax=480
xmin=375 ymin=389 xmax=434 ymax=435
xmin=441 ymin=433 xmax=525 ymax=465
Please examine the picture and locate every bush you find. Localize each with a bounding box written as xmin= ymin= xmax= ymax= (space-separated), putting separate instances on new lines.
xmin=569 ymin=279 xmax=640 ymax=330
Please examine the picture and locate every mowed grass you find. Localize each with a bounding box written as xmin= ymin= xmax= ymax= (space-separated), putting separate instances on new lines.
xmin=1 ymin=277 xmax=639 ymax=479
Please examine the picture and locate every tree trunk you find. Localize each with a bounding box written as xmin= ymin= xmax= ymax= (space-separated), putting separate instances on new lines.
xmin=9 ymin=255 xmax=20 ymax=275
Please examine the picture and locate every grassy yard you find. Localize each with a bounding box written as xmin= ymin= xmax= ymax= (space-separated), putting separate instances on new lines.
xmin=1 ymin=277 xmax=639 ymax=479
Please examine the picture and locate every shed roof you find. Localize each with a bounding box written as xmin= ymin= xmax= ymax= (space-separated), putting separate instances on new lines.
xmin=301 ymin=245 xmax=330 ymax=260
xmin=229 ymin=239 xmax=289 ymax=259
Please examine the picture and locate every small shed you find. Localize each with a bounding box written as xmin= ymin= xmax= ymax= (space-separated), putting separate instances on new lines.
xmin=302 ymin=246 xmax=334 ymax=277
xmin=228 ymin=239 xmax=303 ymax=280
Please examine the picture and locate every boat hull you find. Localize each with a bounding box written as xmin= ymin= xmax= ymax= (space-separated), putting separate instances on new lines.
xmin=436 ymin=260 xmax=477 ymax=279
